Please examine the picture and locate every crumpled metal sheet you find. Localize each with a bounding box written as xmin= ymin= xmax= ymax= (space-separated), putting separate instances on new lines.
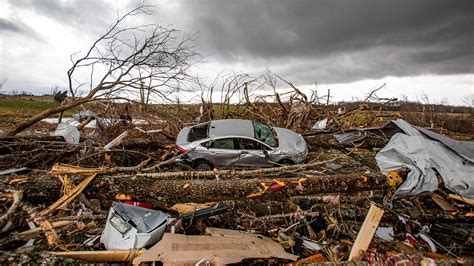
xmin=73 ymin=110 xmax=109 ymax=130
xmin=333 ymin=130 xmax=369 ymax=145
xmin=332 ymin=120 xmax=400 ymax=146
xmin=376 ymin=119 xmax=474 ymax=202
xmin=414 ymin=125 xmax=474 ymax=163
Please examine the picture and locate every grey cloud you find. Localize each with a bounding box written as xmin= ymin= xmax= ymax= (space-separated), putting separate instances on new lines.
xmin=0 ymin=18 xmax=22 ymax=33
xmin=0 ymin=17 xmax=43 ymax=41
xmin=7 ymin=0 xmax=113 ymax=34
xmin=175 ymin=0 xmax=474 ymax=84
xmin=2 ymin=0 xmax=473 ymax=89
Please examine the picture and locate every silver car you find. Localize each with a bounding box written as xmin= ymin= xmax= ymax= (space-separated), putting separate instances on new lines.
xmin=175 ymin=119 xmax=308 ymax=170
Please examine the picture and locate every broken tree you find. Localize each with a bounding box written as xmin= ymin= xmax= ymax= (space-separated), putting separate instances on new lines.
xmin=8 ymin=172 xmax=386 ymax=205
xmin=0 ymin=1 xmax=198 ymax=137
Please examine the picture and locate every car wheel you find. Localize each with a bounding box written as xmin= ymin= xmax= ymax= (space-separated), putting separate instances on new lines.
xmin=278 ymin=159 xmax=295 ymax=166
xmin=194 ymin=159 xmax=213 ymax=171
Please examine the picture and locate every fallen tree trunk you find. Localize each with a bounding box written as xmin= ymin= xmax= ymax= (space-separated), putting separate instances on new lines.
xmin=9 ymin=172 xmax=386 ymax=205
xmin=50 ymin=157 xmax=341 ymax=178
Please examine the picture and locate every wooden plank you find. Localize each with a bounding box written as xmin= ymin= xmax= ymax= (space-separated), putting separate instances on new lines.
xmin=349 ymin=203 xmax=384 ymax=261
xmin=50 ymin=249 xmax=144 ymax=262
xmin=448 ymin=194 xmax=474 ymax=205
xmin=431 ymin=193 xmax=457 ymax=212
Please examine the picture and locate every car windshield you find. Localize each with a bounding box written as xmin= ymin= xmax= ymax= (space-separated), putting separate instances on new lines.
xmin=252 ymin=121 xmax=278 ymax=148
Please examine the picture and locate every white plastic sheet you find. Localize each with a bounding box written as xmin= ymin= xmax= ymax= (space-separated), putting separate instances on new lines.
xmin=312 ymin=118 xmax=328 ymax=130
xmin=51 ymin=123 xmax=80 ymax=144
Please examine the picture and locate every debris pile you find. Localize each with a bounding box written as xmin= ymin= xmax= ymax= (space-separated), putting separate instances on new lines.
xmin=0 ymin=92 xmax=473 ymax=265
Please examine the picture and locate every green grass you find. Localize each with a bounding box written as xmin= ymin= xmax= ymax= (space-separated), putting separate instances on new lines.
xmin=0 ymin=97 xmax=75 ymax=116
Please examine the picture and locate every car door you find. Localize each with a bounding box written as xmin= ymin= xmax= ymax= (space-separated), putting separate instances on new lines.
xmin=206 ymin=137 xmax=241 ymax=167
xmin=235 ymin=138 xmax=273 ymax=168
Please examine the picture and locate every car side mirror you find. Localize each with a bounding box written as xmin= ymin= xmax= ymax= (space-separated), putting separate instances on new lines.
xmin=263 ymin=150 xmax=269 ymax=158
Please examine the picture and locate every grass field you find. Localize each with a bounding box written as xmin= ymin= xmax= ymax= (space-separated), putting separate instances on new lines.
xmin=0 ymin=96 xmax=75 ymax=116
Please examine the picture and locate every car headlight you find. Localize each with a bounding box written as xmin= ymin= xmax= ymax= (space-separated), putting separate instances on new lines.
xmin=109 ymin=213 xmax=132 ymax=235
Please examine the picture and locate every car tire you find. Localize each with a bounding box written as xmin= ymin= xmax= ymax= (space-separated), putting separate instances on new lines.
xmin=193 ymin=159 xmax=213 ymax=171
xmin=278 ymin=159 xmax=295 ymax=166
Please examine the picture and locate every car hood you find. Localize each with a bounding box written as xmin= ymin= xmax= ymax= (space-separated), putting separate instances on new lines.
xmin=273 ymin=127 xmax=307 ymax=153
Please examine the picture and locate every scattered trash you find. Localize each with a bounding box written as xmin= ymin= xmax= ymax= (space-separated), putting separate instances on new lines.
xmin=181 ymin=203 xmax=228 ymax=221
xmin=322 ymin=195 xmax=340 ymax=206
xmin=135 ymin=127 xmax=162 ymax=134
xmin=375 ymin=227 xmax=394 ymax=241
xmin=301 ymin=236 xmax=323 ymax=251
xmin=0 ymin=167 xmax=29 ymax=176
xmin=312 ymin=118 xmax=328 ymax=130
xmin=104 ymin=131 xmax=128 ymax=151
xmin=51 ymin=123 xmax=80 ymax=144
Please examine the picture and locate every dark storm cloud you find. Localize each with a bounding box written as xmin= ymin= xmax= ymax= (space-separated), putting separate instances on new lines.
xmin=2 ymin=0 xmax=473 ymax=87
xmin=178 ymin=0 xmax=474 ymax=83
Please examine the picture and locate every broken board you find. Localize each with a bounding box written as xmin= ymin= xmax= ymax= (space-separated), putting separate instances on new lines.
xmin=349 ymin=203 xmax=384 ymax=261
xmin=132 ymin=230 xmax=297 ymax=265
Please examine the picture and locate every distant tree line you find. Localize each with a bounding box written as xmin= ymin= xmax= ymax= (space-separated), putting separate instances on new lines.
xmin=334 ymin=101 xmax=472 ymax=114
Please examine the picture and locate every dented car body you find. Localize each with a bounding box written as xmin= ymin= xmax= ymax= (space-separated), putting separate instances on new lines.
xmin=176 ymin=119 xmax=308 ymax=169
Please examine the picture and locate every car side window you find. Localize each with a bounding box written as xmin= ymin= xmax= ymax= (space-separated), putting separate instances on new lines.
xmin=200 ymin=141 xmax=210 ymax=148
xmin=237 ymin=138 xmax=265 ymax=150
xmin=210 ymin=138 xmax=235 ymax=149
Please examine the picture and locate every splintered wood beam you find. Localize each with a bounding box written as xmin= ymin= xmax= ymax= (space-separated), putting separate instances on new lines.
xmin=50 ymin=249 xmax=144 ymax=262
xmin=349 ymin=202 xmax=385 ymax=261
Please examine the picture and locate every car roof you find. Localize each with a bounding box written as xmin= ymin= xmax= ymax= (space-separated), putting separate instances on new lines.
xmin=208 ymin=119 xmax=254 ymax=138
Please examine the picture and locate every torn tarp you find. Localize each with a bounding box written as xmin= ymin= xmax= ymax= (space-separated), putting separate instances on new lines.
xmin=376 ymin=119 xmax=474 ymax=204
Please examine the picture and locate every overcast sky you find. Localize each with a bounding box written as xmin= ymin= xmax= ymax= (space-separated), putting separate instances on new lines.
xmin=0 ymin=0 xmax=473 ymax=105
